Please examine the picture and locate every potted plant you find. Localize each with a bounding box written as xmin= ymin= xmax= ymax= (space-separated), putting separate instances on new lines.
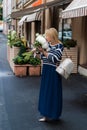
xmin=7 ymin=30 xmax=17 ymax=48
xmin=7 ymin=29 xmax=27 ymax=73
xmin=12 ymin=44 xmax=27 ymax=76
xmin=13 ymin=50 xmax=41 ymax=76
xmin=7 ymin=30 xmax=17 ymax=63
xmin=12 ymin=33 xmax=49 ymax=76
xmin=22 ymin=51 xmax=41 ymax=76
xmin=10 ymin=39 xmax=26 ymax=72
xmin=63 ymin=39 xmax=77 ymax=49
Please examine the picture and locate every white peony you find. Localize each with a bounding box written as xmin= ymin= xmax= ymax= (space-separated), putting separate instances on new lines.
xmin=42 ymin=42 xmax=49 ymax=49
xmin=35 ymin=35 xmax=49 ymax=50
xmin=35 ymin=33 xmax=39 ymax=37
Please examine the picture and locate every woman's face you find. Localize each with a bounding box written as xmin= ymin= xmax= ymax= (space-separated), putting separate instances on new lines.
xmin=45 ymin=35 xmax=51 ymax=43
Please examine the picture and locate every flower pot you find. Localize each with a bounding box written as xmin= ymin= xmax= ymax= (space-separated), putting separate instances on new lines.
xmin=9 ymin=46 xmax=20 ymax=72
xmin=13 ymin=46 xmax=20 ymax=57
xmin=28 ymin=65 xmax=41 ymax=76
xmin=14 ymin=64 xmax=27 ymax=77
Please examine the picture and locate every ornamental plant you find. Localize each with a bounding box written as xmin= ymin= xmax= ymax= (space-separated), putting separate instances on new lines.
xmin=7 ymin=30 xmax=26 ymax=48
xmin=13 ymin=50 xmax=41 ymax=65
xmin=13 ymin=33 xmax=48 ymax=65
xmin=7 ymin=30 xmax=17 ymax=48
xmin=13 ymin=45 xmax=27 ymax=65
xmin=22 ymin=51 xmax=41 ymax=65
xmin=63 ymin=39 xmax=77 ymax=49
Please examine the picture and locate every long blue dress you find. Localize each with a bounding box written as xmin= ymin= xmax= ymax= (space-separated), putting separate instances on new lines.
xmin=38 ymin=43 xmax=64 ymax=120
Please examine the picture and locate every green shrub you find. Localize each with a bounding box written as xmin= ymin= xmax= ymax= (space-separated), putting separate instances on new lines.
xmin=63 ymin=39 xmax=77 ymax=49
xmin=13 ymin=56 xmax=25 ymax=65
xmin=28 ymin=56 xmax=41 ymax=65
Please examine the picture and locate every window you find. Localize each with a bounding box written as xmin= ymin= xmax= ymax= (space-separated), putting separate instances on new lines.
xmin=58 ymin=8 xmax=72 ymax=41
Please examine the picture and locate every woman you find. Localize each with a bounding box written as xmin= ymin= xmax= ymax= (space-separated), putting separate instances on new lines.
xmin=38 ymin=28 xmax=64 ymax=122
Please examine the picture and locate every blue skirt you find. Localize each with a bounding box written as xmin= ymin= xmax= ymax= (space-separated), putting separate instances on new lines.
xmin=38 ymin=64 xmax=62 ymax=119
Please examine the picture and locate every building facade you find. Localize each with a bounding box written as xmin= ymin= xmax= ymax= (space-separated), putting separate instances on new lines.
xmin=3 ymin=0 xmax=12 ymax=34
xmin=3 ymin=0 xmax=87 ymax=75
xmin=62 ymin=0 xmax=87 ymax=75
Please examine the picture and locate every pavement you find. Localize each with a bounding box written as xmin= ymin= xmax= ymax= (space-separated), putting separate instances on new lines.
xmin=0 ymin=32 xmax=87 ymax=130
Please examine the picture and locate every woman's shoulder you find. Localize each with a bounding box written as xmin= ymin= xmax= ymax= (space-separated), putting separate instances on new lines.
xmin=56 ymin=43 xmax=64 ymax=52
xmin=57 ymin=42 xmax=63 ymax=48
xmin=49 ymin=42 xmax=63 ymax=50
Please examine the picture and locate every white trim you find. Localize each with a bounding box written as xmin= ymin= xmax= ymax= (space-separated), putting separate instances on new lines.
xmin=26 ymin=10 xmax=41 ymax=22
xmin=26 ymin=12 xmax=37 ymax=22
xmin=78 ymin=66 xmax=87 ymax=77
xmin=18 ymin=15 xmax=28 ymax=26
xmin=48 ymin=52 xmax=59 ymax=61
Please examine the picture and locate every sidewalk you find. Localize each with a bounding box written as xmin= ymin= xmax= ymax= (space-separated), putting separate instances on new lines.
xmin=0 ymin=32 xmax=87 ymax=130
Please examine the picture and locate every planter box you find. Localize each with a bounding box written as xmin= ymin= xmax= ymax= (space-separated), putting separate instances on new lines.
xmin=28 ymin=65 xmax=41 ymax=76
xmin=62 ymin=46 xmax=78 ymax=73
xmin=13 ymin=46 xmax=20 ymax=57
xmin=7 ymin=45 xmax=10 ymax=63
xmin=14 ymin=64 xmax=41 ymax=77
xmin=9 ymin=46 xmax=20 ymax=72
xmin=14 ymin=64 xmax=27 ymax=77
xmin=9 ymin=47 xmax=14 ymax=71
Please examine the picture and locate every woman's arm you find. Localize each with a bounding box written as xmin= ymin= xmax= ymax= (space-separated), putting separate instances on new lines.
xmin=47 ymin=44 xmax=64 ymax=64
xmin=37 ymin=47 xmax=48 ymax=58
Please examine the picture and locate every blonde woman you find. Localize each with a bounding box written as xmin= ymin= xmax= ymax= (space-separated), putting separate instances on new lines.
xmin=38 ymin=28 xmax=64 ymax=122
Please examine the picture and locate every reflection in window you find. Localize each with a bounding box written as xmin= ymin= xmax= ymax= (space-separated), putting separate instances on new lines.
xmin=58 ymin=8 xmax=72 ymax=41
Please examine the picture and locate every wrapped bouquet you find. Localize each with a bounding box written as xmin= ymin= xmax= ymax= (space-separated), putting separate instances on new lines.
xmin=33 ymin=33 xmax=50 ymax=51
xmin=20 ymin=34 xmax=50 ymax=63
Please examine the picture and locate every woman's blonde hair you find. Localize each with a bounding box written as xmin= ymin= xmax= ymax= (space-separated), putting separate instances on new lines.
xmin=45 ymin=28 xmax=60 ymax=43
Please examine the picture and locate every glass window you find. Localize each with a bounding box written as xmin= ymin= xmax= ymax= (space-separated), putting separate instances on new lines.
xmin=58 ymin=8 xmax=72 ymax=42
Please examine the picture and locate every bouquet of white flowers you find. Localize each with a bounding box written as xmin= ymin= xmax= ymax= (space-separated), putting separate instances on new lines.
xmin=27 ymin=34 xmax=50 ymax=59
xmin=33 ymin=33 xmax=49 ymax=51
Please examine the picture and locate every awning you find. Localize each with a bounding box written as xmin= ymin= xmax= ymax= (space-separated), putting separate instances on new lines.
xmin=26 ymin=11 xmax=41 ymax=22
xmin=18 ymin=15 xmax=28 ymax=26
xmin=18 ymin=11 xmax=41 ymax=26
xmin=11 ymin=0 xmax=71 ymax=19
xmin=62 ymin=0 xmax=87 ymax=19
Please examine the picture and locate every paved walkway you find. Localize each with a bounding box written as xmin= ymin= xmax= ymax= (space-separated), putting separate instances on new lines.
xmin=0 ymin=32 xmax=87 ymax=130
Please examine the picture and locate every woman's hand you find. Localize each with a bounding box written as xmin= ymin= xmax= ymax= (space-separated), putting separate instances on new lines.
xmin=37 ymin=47 xmax=48 ymax=57
xmin=37 ymin=46 xmax=44 ymax=53
xmin=31 ymin=48 xmax=36 ymax=53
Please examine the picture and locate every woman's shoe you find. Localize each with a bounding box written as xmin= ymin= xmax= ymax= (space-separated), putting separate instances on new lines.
xmin=38 ymin=117 xmax=53 ymax=122
xmin=38 ymin=117 xmax=48 ymax=122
